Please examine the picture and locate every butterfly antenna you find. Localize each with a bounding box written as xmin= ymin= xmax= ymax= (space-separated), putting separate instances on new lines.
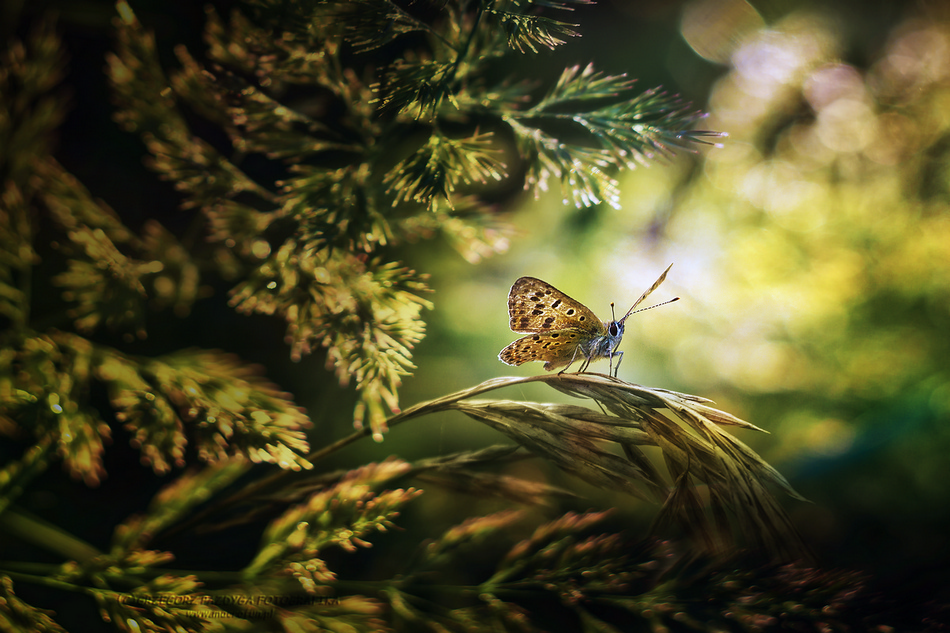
xmin=619 ymin=296 xmax=680 ymax=323
xmin=610 ymin=302 xmax=617 ymax=321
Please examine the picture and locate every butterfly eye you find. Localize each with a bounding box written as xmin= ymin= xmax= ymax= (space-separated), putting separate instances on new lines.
xmin=608 ymin=322 xmax=621 ymax=336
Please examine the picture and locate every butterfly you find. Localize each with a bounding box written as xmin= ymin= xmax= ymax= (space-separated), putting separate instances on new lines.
xmin=498 ymin=264 xmax=678 ymax=377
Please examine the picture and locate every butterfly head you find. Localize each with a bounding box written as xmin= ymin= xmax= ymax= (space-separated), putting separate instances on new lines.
xmin=607 ymin=303 xmax=626 ymax=338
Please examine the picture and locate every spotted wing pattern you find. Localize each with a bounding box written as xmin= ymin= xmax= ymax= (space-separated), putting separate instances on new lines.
xmin=505 ymin=277 xmax=604 ymax=335
xmin=499 ymin=277 xmax=608 ymax=370
xmin=499 ymin=330 xmax=589 ymax=370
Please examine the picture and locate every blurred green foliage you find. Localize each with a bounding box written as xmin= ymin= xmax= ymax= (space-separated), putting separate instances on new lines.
xmin=672 ymin=7 xmax=950 ymax=582
xmin=1 ymin=0 xmax=949 ymax=631
xmin=425 ymin=0 xmax=950 ymax=592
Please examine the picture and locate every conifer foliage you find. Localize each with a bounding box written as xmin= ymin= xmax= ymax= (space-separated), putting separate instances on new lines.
xmin=101 ymin=0 xmax=721 ymax=436
xmin=7 ymin=2 xmax=878 ymax=633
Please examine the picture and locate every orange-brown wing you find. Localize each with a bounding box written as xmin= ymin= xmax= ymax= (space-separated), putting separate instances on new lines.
xmin=498 ymin=330 xmax=586 ymax=371
xmin=507 ymin=277 xmax=604 ymax=335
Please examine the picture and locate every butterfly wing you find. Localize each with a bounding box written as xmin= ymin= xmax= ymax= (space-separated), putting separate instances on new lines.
xmin=619 ymin=263 xmax=674 ymax=320
xmin=507 ymin=277 xmax=604 ymax=335
xmin=498 ymin=330 xmax=587 ymax=371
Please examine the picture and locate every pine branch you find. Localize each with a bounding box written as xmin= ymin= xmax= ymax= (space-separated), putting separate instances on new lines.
xmin=384 ymin=131 xmax=507 ymax=209
xmin=569 ymin=86 xmax=727 ymax=167
xmin=508 ymin=118 xmax=622 ymax=208
xmin=0 ymin=18 xmax=66 ymax=183
xmin=0 ymin=186 xmax=36 ymax=330
xmin=243 ymin=460 xmax=421 ymax=579
xmin=281 ymin=163 xmax=392 ymax=252
xmin=376 ymin=57 xmax=460 ymax=119
xmin=172 ymin=48 xmax=354 ymax=161
xmin=52 ymin=226 xmax=148 ymax=339
xmin=228 ymin=250 xmax=431 ymax=437
xmin=532 ymin=63 xmax=638 ymax=108
xmin=504 ymin=64 xmax=726 ymax=207
xmin=203 ymin=6 xmax=336 ymax=88
xmin=398 ymin=195 xmax=514 ymax=264
xmin=330 ymin=0 xmax=433 ymax=54
xmin=0 ymin=576 xmax=68 ymax=633
xmin=491 ymin=10 xmax=581 ymax=54
xmin=99 ymin=346 xmax=314 ymax=474
xmin=35 ymin=158 xmax=201 ymax=337
xmin=100 ymin=0 xmax=722 ymax=434
xmin=107 ymin=1 xmax=272 ymax=210
xmin=106 ymin=2 xmax=447 ymax=427
xmin=0 ymin=330 xmax=313 ymax=489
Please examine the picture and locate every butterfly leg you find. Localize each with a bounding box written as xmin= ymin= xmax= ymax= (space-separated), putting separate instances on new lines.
xmin=610 ymin=350 xmax=623 ymax=378
xmin=577 ymin=351 xmax=595 ymax=374
xmin=558 ymin=345 xmax=585 ymax=375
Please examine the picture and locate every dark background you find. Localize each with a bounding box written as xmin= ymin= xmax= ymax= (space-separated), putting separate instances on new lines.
xmin=3 ymin=0 xmax=949 ymax=629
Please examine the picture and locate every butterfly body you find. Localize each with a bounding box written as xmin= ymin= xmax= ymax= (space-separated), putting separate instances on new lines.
xmin=498 ymin=265 xmax=676 ymax=377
